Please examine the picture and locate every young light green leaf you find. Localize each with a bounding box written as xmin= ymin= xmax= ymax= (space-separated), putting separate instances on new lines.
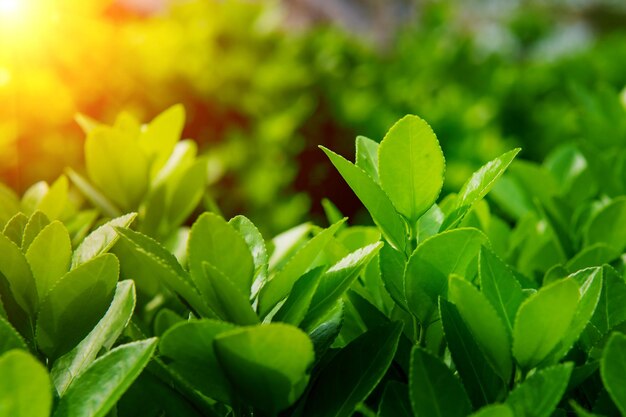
xmin=26 ymin=221 xmax=71 ymax=300
xmin=214 ymin=323 xmax=315 ymax=415
xmin=71 ymin=213 xmax=137 ymax=268
xmin=160 ymin=319 xmax=236 ymax=404
xmin=378 ymin=115 xmax=445 ymax=225
xmin=321 ymin=146 xmax=406 ymax=252
xmin=405 ymin=228 xmax=488 ymax=323
xmin=448 ymin=276 xmax=512 ymax=381
xmin=36 ymin=175 xmax=69 ymax=220
xmin=600 ymin=332 xmax=626 ymax=416
xmin=202 ymin=262 xmax=259 ymax=325
xmin=21 ymin=210 xmax=50 ymax=251
xmin=66 ymin=168 xmax=121 ymax=218
xmin=140 ymin=104 xmax=185 ymax=177
xmin=0 ymin=232 xmax=37 ymax=316
xmin=304 ymin=242 xmax=383 ymax=325
xmin=259 ymin=219 xmax=345 ymax=317
xmin=513 ymin=278 xmax=580 ymax=370
xmin=355 ymin=135 xmax=380 ymax=182
xmin=164 ymin=158 xmax=207 ymax=231
xmin=53 ymin=338 xmax=157 ymax=417
xmin=36 ymin=254 xmax=118 ymax=359
xmin=0 ymin=350 xmax=52 ymax=417
xmin=0 ymin=316 xmax=27 ymax=355
xmin=2 ymin=212 xmax=28 ymax=245
xmin=52 ymin=280 xmax=136 ymax=396
xmin=506 ymin=363 xmax=573 ymax=417
xmin=456 ymin=148 xmax=521 ymax=209
xmin=440 ymin=299 xmax=504 ymax=408
xmin=409 ymin=346 xmax=472 ymax=417
xmin=479 ymin=246 xmax=524 ymax=337
xmin=301 ymin=322 xmax=402 ymax=417
xmin=188 ymin=212 xmax=254 ymax=298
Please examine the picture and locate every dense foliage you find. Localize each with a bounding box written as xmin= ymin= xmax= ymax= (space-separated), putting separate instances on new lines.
xmin=1 ymin=107 xmax=626 ymax=416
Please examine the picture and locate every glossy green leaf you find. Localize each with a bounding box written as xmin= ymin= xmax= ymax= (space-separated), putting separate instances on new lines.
xmin=440 ymin=299 xmax=504 ymax=408
xmin=164 ymin=158 xmax=207 ymax=231
xmin=584 ymin=197 xmax=626 ymax=252
xmin=355 ymin=135 xmax=379 ymax=182
xmin=0 ymin=350 xmax=51 ymax=417
xmin=304 ymin=242 xmax=382 ymax=325
xmin=321 ymin=146 xmax=406 ymax=252
xmin=0 ymin=232 xmax=37 ymax=316
xmin=53 ymin=338 xmax=157 ymax=417
xmin=378 ymin=381 xmax=412 ymax=417
xmin=301 ymin=322 xmax=402 ymax=417
xmin=409 ymin=346 xmax=472 ymax=417
xmin=72 ymin=213 xmax=137 ymax=268
xmin=457 ymin=148 xmax=521 ymax=209
xmin=379 ymin=243 xmax=407 ymax=310
xmin=405 ymin=228 xmax=488 ymax=322
xmin=448 ymin=276 xmax=512 ymax=381
xmin=585 ymin=266 xmax=626 ymax=345
xmin=85 ymin=126 xmax=149 ymax=211
xmin=506 ymin=363 xmax=573 ymax=417
xmin=188 ymin=212 xmax=254 ymax=298
xmin=230 ymin=215 xmax=268 ymax=295
xmin=259 ymin=219 xmax=345 ymax=317
xmin=36 ymin=254 xmax=118 ymax=359
xmin=160 ymin=320 xmax=236 ymax=404
xmin=214 ymin=323 xmax=314 ymax=415
xmin=479 ymin=246 xmax=524 ymax=337
xmin=512 ymin=278 xmax=580 ymax=370
xmin=274 ymin=267 xmax=324 ymax=326
xmin=26 ymin=221 xmax=71 ymax=300
xmin=378 ymin=115 xmax=445 ymax=225
xmin=52 ymin=280 xmax=136 ymax=396
xmin=600 ymin=332 xmax=626 ymax=415
xmin=0 ymin=316 xmax=27 ymax=355
xmin=202 ymin=262 xmax=259 ymax=325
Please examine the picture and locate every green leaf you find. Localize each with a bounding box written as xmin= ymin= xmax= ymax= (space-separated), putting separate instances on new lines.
xmin=378 ymin=381 xmax=412 ymax=417
xmin=113 ymin=228 xmax=211 ymax=318
xmin=201 ymin=262 xmax=259 ymax=325
xmin=230 ymin=215 xmax=268 ymax=296
xmin=2 ymin=212 xmax=28 ymax=245
xmin=36 ymin=254 xmax=118 ymax=359
xmin=304 ymin=242 xmax=383 ymax=325
xmin=52 ymin=280 xmax=136 ymax=396
xmin=440 ymin=299 xmax=504 ymax=408
xmin=479 ymin=246 xmax=524 ymax=337
xmin=0 ymin=232 xmax=37 ymax=316
xmin=584 ymin=197 xmax=626 ymax=252
xmin=188 ymin=212 xmax=254 ymax=298
xmin=85 ymin=126 xmax=149 ymax=211
xmin=600 ymin=332 xmax=626 ymax=415
xmin=71 ymin=213 xmax=137 ymax=268
xmin=512 ymin=278 xmax=580 ymax=370
xmin=140 ymin=104 xmax=185 ymax=177
xmin=21 ymin=211 xmax=50 ymax=251
xmin=26 ymin=221 xmax=71 ymax=301
xmin=214 ymin=323 xmax=314 ymax=415
xmin=274 ymin=267 xmax=324 ymax=326
xmin=53 ymin=338 xmax=157 ymax=417
xmin=379 ymin=243 xmax=407 ymax=310
xmin=259 ymin=219 xmax=345 ymax=317
xmin=448 ymin=276 xmax=512 ymax=381
xmin=405 ymin=228 xmax=488 ymax=323
xmin=469 ymin=404 xmax=515 ymax=417
xmin=66 ymin=168 xmax=121 ymax=218
xmin=378 ymin=115 xmax=445 ymax=225
xmin=301 ymin=322 xmax=402 ymax=417
xmin=0 ymin=316 xmax=27 ymax=355
xmin=164 ymin=158 xmax=207 ymax=231
xmin=0 ymin=350 xmax=52 ymax=417
xmin=36 ymin=175 xmax=69 ymax=220
xmin=409 ymin=346 xmax=472 ymax=417
xmin=566 ymin=244 xmax=620 ymax=272
xmin=457 ymin=149 xmax=521 ymax=209
xmin=585 ymin=266 xmax=626 ymax=345
xmin=321 ymin=146 xmax=406 ymax=252
xmin=160 ymin=319 xmax=236 ymax=404
xmin=505 ymin=363 xmax=573 ymax=417
xmin=355 ymin=135 xmax=380 ymax=182
xmin=542 ymin=268 xmax=602 ymax=364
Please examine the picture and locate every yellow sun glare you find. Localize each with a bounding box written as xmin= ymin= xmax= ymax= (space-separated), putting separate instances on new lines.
xmin=0 ymin=0 xmax=22 ymax=18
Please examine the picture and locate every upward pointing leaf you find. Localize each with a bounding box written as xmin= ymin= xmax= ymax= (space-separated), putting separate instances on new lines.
xmin=409 ymin=346 xmax=472 ymax=417
xmin=378 ymin=115 xmax=445 ymax=226
xmin=0 ymin=350 xmax=52 ymax=417
xmin=355 ymin=135 xmax=380 ymax=182
xmin=0 ymin=232 xmax=37 ymax=316
xmin=600 ymin=332 xmax=626 ymax=416
xmin=72 ymin=213 xmax=137 ymax=268
xmin=321 ymin=146 xmax=406 ymax=252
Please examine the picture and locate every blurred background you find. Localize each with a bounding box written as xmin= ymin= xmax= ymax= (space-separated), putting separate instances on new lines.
xmin=1 ymin=0 xmax=626 ymax=233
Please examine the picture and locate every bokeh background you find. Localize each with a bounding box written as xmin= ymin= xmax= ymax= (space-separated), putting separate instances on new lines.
xmin=1 ymin=0 xmax=626 ymax=233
